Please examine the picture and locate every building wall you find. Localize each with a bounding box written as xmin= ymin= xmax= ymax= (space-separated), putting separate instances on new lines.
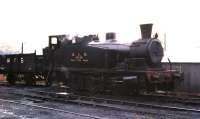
xmin=162 ymin=63 xmax=200 ymax=93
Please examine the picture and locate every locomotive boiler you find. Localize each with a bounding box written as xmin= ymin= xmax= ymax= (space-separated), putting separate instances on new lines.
xmin=48 ymin=24 xmax=163 ymax=69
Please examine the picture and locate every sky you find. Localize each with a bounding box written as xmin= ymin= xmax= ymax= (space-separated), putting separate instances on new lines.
xmin=0 ymin=0 xmax=200 ymax=62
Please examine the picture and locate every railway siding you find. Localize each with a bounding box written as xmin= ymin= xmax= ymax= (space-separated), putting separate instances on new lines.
xmin=1 ymin=85 xmax=200 ymax=119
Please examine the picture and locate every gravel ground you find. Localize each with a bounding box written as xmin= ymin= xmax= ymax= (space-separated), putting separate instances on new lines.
xmin=0 ymin=99 xmax=158 ymax=119
xmin=0 ymin=86 xmax=200 ymax=119
xmin=0 ymin=87 xmax=153 ymax=119
xmin=0 ymin=101 xmax=95 ymax=119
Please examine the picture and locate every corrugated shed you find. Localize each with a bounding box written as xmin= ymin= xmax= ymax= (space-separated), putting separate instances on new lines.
xmin=163 ymin=62 xmax=200 ymax=93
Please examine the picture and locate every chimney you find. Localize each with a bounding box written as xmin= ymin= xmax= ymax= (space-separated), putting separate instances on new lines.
xmin=140 ymin=23 xmax=153 ymax=39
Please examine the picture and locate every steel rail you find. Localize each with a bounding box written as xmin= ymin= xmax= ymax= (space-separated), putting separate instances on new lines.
xmin=0 ymin=98 xmax=105 ymax=119
xmin=8 ymin=90 xmax=200 ymax=119
xmin=29 ymin=90 xmax=200 ymax=113
xmin=1 ymin=86 xmax=200 ymax=118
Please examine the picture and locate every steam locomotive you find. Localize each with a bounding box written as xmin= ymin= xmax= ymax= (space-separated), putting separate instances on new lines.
xmin=0 ymin=24 xmax=182 ymax=95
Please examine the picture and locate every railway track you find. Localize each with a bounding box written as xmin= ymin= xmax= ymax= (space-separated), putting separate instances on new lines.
xmin=140 ymin=91 xmax=200 ymax=106
xmin=0 ymin=98 xmax=105 ymax=119
xmin=29 ymin=90 xmax=200 ymax=112
xmin=2 ymin=87 xmax=199 ymax=118
xmin=1 ymin=85 xmax=200 ymax=118
xmin=2 ymin=81 xmax=200 ymax=106
xmin=2 ymin=80 xmax=200 ymax=106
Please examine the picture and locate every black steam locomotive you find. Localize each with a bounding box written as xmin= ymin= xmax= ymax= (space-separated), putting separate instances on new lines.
xmin=0 ymin=24 xmax=182 ymax=94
